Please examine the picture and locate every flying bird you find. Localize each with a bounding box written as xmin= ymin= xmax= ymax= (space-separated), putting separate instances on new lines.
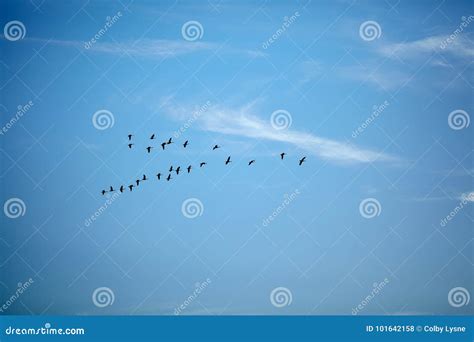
xmin=109 ymin=186 xmax=115 ymax=192
xmin=166 ymin=174 xmax=172 ymax=181
xmin=146 ymin=146 xmax=153 ymax=153
xmin=142 ymin=174 xmax=147 ymax=181
xmin=212 ymin=144 xmax=220 ymax=150
xmin=136 ymin=179 xmax=140 ymax=186
xmin=187 ymin=165 xmax=192 ymax=173
xmin=183 ymin=140 xmax=189 ymax=148
xmin=167 ymin=137 xmax=173 ymax=144
xmin=176 ymin=166 xmax=181 ymax=175
xmin=128 ymin=143 xmax=134 ymax=149
xmin=225 ymin=156 xmax=232 ymax=165
xmin=119 ymin=185 xmax=124 ymax=193
xmin=169 ymin=166 xmax=174 ymax=172
xmin=128 ymin=134 xmax=133 ymax=140
xmin=156 ymin=173 xmax=161 ymax=180
xmin=128 ymin=185 xmax=134 ymax=191
xmin=101 ymin=190 xmax=106 ymax=195
xmin=161 ymin=142 xmax=166 ymax=150
xmin=150 ymin=134 xmax=155 ymax=140
xmin=299 ymin=157 xmax=306 ymax=166
xmin=280 ymin=152 xmax=286 ymax=160
xmin=200 ymin=162 xmax=207 ymax=167
xmin=248 ymin=160 xmax=255 ymax=166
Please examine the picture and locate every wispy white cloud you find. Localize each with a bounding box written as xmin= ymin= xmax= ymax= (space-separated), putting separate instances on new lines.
xmin=163 ymin=100 xmax=396 ymax=163
xmin=378 ymin=34 xmax=474 ymax=59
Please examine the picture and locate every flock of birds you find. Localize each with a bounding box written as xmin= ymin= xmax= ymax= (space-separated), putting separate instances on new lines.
xmin=100 ymin=134 xmax=307 ymax=195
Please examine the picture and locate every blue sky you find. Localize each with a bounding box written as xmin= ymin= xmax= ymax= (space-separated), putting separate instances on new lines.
xmin=0 ymin=0 xmax=473 ymax=315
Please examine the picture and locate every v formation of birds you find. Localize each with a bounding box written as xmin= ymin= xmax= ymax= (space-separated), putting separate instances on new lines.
xmin=101 ymin=134 xmax=307 ymax=195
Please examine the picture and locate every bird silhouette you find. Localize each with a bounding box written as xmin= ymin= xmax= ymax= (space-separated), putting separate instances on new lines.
xmin=146 ymin=146 xmax=153 ymax=153
xmin=248 ymin=160 xmax=255 ymax=166
xmin=128 ymin=184 xmax=134 ymax=191
xmin=119 ymin=185 xmax=124 ymax=193
xmin=187 ymin=165 xmax=192 ymax=173
xmin=166 ymin=174 xmax=172 ymax=181
xmin=142 ymin=174 xmax=147 ymax=181
xmin=225 ymin=156 xmax=232 ymax=165
xmin=136 ymin=179 xmax=140 ymax=186
xmin=101 ymin=190 xmax=106 ymax=195
xmin=128 ymin=134 xmax=133 ymax=140
xmin=176 ymin=166 xmax=181 ymax=175
xmin=156 ymin=173 xmax=161 ymax=180
xmin=128 ymin=143 xmax=134 ymax=149
xmin=150 ymin=134 xmax=155 ymax=140
xmin=169 ymin=165 xmax=174 ymax=172
xmin=183 ymin=140 xmax=189 ymax=148
xmin=200 ymin=162 xmax=207 ymax=167
xmin=280 ymin=152 xmax=286 ymax=160
xmin=167 ymin=137 xmax=173 ymax=144
xmin=299 ymin=157 xmax=306 ymax=166
xmin=161 ymin=142 xmax=166 ymax=150
xmin=109 ymin=186 xmax=115 ymax=192
xmin=213 ymin=144 xmax=220 ymax=150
